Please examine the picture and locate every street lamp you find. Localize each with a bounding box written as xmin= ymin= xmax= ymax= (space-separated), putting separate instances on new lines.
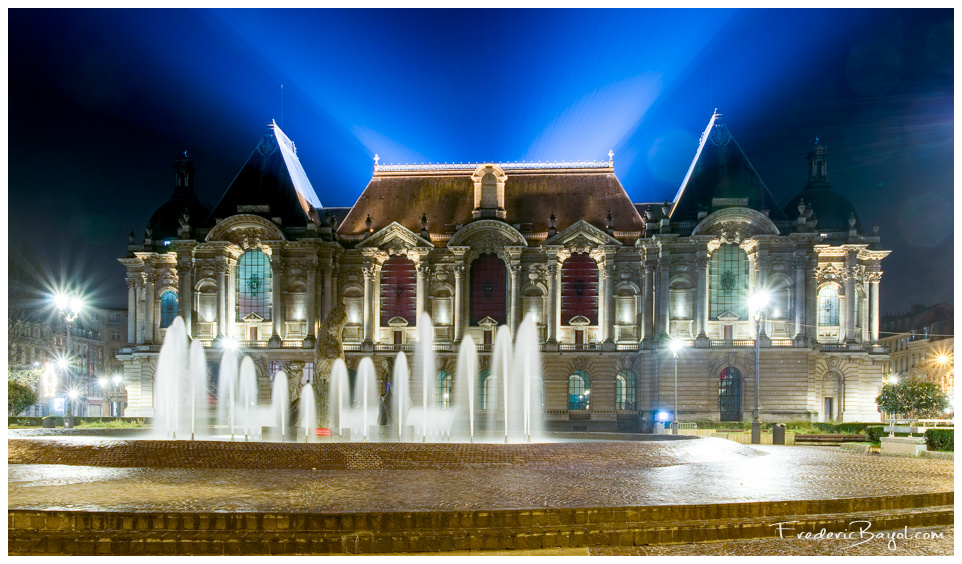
xmin=53 ymin=291 xmax=84 ymax=428
xmin=670 ymin=338 xmax=684 ymax=434
xmin=748 ymin=290 xmax=770 ymax=444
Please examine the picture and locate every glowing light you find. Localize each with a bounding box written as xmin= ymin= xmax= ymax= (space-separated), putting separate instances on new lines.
xmin=657 ymin=411 xmax=670 ymax=422
xmin=889 ymin=375 xmax=900 ymax=385
xmin=222 ymin=336 xmax=239 ymax=351
xmin=112 ymin=375 xmax=122 ymax=385
xmin=67 ymin=389 xmax=79 ymax=400
xmin=56 ymin=358 xmax=69 ymax=371
xmin=670 ymin=338 xmax=684 ymax=356
xmin=98 ymin=377 xmax=108 ymax=388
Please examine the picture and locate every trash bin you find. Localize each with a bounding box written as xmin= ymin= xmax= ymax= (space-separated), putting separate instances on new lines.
xmin=772 ymin=423 xmax=786 ymax=445
xmin=41 ymin=416 xmax=57 ymax=429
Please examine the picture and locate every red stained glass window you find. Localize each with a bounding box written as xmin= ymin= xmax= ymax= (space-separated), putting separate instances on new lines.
xmin=470 ymin=253 xmax=506 ymax=325
xmin=380 ymin=255 xmax=417 ymax=326
xmin=561 ymin=254 xmax=598 ymax=325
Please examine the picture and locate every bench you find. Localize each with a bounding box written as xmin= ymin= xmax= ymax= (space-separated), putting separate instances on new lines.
xmin=794 ymin=434 xmax=867 ymax=444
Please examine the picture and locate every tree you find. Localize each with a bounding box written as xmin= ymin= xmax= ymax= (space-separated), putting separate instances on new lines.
xmin=8 ymin=380 xmax=39 ymax=416
xmin=875 ymin=378 xmax=950 ymax=418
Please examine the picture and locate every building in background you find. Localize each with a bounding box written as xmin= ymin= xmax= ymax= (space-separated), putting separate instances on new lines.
xmin=118 ymin=115 xmax=892 ymax=428
xmin=879 ymin=303 xmax=954 ymax=409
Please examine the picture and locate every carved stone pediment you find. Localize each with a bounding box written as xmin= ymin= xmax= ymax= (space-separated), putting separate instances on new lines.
xmin=242 ymin=312 xmax=265 ymax=323
xmin=359 ymin=221 xmax=432 ymax=252
xmin=477 ymin=316 xmax=499 ymax=330
xmin=205 ymin=214 xmax=285 ymax=247
xmin=543 ymin=219 xmax=621 ymax=249
xmin=693 ymin=208 xmax=780 ymax=240
xmin=716 ymin=310 xmax=740 ymax=322
xmin=448 ymin=220 xmax=526 ymax=251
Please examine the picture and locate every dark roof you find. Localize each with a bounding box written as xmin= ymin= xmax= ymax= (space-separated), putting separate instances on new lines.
xmin=205 ymin=127 xmax=316 ymax=230
xmin=146 ymin=154 xmax=211 ymax=241
xmin=338 ymin=166 xmax=644 ymax=238
xmin=783 ymin=188 xmax=861 ymax=233
xmin=669 ymin=114 xmax=787 ymax=222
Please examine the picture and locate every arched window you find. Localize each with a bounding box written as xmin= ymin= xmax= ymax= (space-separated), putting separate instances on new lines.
xmin=480 ymin=173 xmax=498 ymax=208
xmin=769 ymin=277 xmax=792 ymax=320
xmin=159 ymin=291 xmax=178 ymax=328
xmin=818 ymin=286 xmax=839 ymax=326
xmin=562 ymin=254 xmax=598 ymax=324
xmin=479 ymin=369 xmax=494 ymax=410
xmin=236 ymin=249 xmax=272 ymax=321
xmin=615 ymin=369 xmax=636 ymax=410
xmin=436 ymin=370 xmax=452 ymax=409
xmin=568 ymin=370 xmax=591 ymax=410
xmin=718 ymin=366 xmax=742 ymax=421
xmin=470 ymin=253 xmax=506 ymax=325
xmin=669 ymin=278 xmax=693 ymax=319
xmin=381 ymin=255 xmax=417 ymax=326
xmin=709 ymin=244 xmax=748 ymax=319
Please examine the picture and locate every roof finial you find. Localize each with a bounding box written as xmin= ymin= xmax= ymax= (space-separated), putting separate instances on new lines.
xmin=607 ymin=149 xmax=614 ymax=163
xmin=373 ymin=154 xmax=379 ymax=171
xmin=815 ymin=135 xmax=820 ymax=146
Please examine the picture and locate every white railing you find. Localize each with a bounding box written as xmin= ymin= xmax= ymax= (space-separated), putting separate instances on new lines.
xmin=883 ymin=418 xmax=954 ymax=436
xmin=376 ymin=160 xmax=612 ymax=172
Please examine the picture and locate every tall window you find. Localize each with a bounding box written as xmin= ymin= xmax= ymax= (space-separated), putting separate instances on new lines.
xmin=568 ymin=370 xmax=591 ymax=410
xmin=436 ymin=370 xmax=452 ymax=409
xmin=479 ymin=369 xmax=493 ymax=409
xmin=718 ymin=366 xmax=742 ymax=421
xmin=381 ymin=255 xmax=417 ymax=326
xmin=159 ymin=290 xmax=178 ymax=328
xmin=480 ymin=173 xmax=498 ymax=208
xmin=615 ymin=370 xmax=636 ymax=410
xmin=669 ymin=278 xmax=692 ymax=319
xmin=770 ymin=280 xmax=792 ymax=320
xmin=236 ymin=249 xmax=272 ymax=321
xmin=709 ymin=244 xmax=748 ymax=318
xmin=470 ymin=254 xmax=506 ymax=324
xmin=561 ymin=254 xmax=598 ymax=324
xmin=818 ymin=286 xmax=839 ymax=326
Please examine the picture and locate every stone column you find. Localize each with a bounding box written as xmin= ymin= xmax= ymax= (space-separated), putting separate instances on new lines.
xmin=453 ymin=264 xmax=465 ymax=342
xmin=642 ymin=261 xmax=654 ymax=343
xmin=509 ymin=264 xmax=521 ymax=333
xmin=177 ymin=257 xmax=193 ymax=338
xmin=869 ymin=273 xmax=881 ymax=344
xmin=860 ymin=280 xmax=870 ymax=343
xmin=216 ymin=260 xmax=228 ymax=338
xmin=546 ymin=263 xmax=558 ymax=344
xmin=844 ymin=255 xmax=857 ymax=343
xmin=603 ymin=264 xmax=615 ymax=346
xmin=306 ymin=261 xmax=317 ymax=339
xmin=416 ymin=263 xmax=429 ymax=326
xmin=372 ymin=263 xmax=383 ymax=344
xmin=144 ymin=271 xmax=155 ymax=344
xmin=695 ymin=252 xmax=708 ymax=338
xmin=793 ymin=252 xmax=806 ymax=340
xmin=126 ymin=277 xmax=138 ymax=344
xmin=753 ymin=252 xmax=768 ymax=338
xmin=321 ymin=252 xmax=333 ymax=318
xmin=362 ymin=265 xmax=375 ymax=346
xmin=270 ymin=258 xmax=284 ymax=343
xmin=657 ymin=254 xmax=670 ymax=339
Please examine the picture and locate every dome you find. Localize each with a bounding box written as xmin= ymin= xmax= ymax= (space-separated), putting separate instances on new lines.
xmin=783 ymin=188 xmax=861 ymax=233
xmin=147 ymin=197 xmax=211 ymax=242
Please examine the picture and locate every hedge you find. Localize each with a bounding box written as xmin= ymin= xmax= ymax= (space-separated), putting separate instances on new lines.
xmin=924 ymin=429 xmax=954 ymax=452
xmin=865 ymin=426 xmax=886 ymax=443
xmin=8 ymin=416 xmax=147 ymax=427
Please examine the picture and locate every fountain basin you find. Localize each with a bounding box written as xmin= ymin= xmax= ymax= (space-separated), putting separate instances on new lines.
xmin=8 ymin=435 xmax=761 ymax=471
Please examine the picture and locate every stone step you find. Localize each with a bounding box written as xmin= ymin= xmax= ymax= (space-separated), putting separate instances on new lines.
xmin=9 ymin=497 xmax=953 ymax=555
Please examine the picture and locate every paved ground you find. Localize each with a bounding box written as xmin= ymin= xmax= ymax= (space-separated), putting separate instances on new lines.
xmin=440 ymin=526 xmax=954 ymax=556
xmin=8 ymin=440 xmax=954 ymax=514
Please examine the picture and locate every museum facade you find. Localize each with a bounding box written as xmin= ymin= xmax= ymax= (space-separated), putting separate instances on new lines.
xmin=118 ymin=114 xmax=890 ymax=429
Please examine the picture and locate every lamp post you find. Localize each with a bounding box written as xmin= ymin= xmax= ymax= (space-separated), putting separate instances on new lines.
xmin=670 ymin=338 xmax=683 ymax=434
xmin=749 ymin=291 xmax=769 ymax=444
xmin=54 ymin=292 xmax=84 ymax=428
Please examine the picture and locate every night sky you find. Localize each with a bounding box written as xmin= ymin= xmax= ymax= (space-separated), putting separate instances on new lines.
xmin=7 ymin=8 xmax=954 ymax=314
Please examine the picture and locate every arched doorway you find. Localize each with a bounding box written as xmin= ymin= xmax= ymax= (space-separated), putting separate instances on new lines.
xmin=718 ymin=366 xmax=742 ymax=421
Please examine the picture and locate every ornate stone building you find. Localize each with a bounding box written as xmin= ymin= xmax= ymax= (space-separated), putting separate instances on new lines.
xmin=118 ymin=114 xmax=891 ymax=428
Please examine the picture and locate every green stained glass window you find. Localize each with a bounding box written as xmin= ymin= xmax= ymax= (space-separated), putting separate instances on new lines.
xmin=818 ymin=286 xmax=839 ymax=326
xmin=709 ymin=244 xmax=748 ymax=319
xmin=236 ymin=249 xmax=272 ymax=321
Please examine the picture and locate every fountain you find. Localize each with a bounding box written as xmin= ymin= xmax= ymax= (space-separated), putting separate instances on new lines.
xmin=152 ymin=312 xmax=544 ymax=443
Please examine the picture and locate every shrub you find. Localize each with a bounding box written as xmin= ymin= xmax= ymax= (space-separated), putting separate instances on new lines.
xmin=7 ymin=380 xmax=38 ymax=416
xmin=876 ymin=378 xmax=949 ymax=418
xmin=865 ymin=426 xmax=886 ymax=443
xmin=924 ymin=429 xmax=954 ymax=452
